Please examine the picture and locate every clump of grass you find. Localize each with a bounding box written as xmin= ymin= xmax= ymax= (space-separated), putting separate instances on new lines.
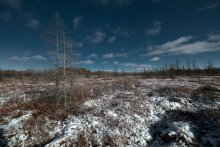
xmin=75 ymin=132 xmax=89 ymax=146
xmin=0 ymin=118 xmax=7 ymax=125
xmin=0 ymin=83 xmax=93 ymax=145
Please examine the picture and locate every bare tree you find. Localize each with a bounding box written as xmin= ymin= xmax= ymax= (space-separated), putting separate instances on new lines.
xmin=63 ymin=32 xmax=67 ymax=107
xmin=175 ymin=56 xmax=180 ymax=76
xmin=63 ymin=36 xmax=75 ymax=108
xmin=43 ymin=12 xmax=65 ymax=87
xmin=192 ymin=57 xmax=196 ymax=76
xmin=186 ymin=56 xmax=191 ymax=76
xmin=169 ymin=64 xmax=175 ymax=78
xmin=207 ymin=60 xmax=213 ymax=76
xmin=43 ymin=13 xmax=76 ymax=108
xmin=113 ymin=63 xmax=118 ymax=77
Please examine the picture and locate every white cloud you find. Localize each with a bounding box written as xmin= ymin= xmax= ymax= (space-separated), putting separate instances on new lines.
xmin=123 ymin=63 xmax=137 ymax=67
xmin=26 ymin=19 xmax=40 ymax=28
xmin=0 ymin=11 xmax=12 ymax=21
xmin=150 ymin=57 xmax=160 ymax=61
xmin=102 ymin=52 xmax=128 ymax=59
xmin=146 ymin=20 xmax=162 ymax=36
xmin=115 ymin=52 xmax=128 ymax=57
xmin=134 ymin=49 xmax=140 ymax=53
xmin=0 ymin=0 xmax=21 ymax=8
xmin=9 ymin=54 xmax=46 ymax=62
xmin=208 ymin=34 xmax=220 ymax=41
xmin=113 ymin=61 xmax=119 ymax=65
xmin=32 ymin=55 xmax=46 ymax=61
xmin=24 ymin=50 xmax=31 ymax=56
xmin=86 ymin=53 xmax=98 ymax=58
xmin=113 ymin=26 xmax=131 ymax=38
xmin=102 ymin=61 xmax=109 ymax=64
xmin=86 ymin=31 xmax=106 ymax=44
xmin=107 ymin=61 xmax=152 ymax=72
xmin=74 ymin=53 xmax=82 ymax=57
xmin=108 ymin=36 xmax=117 ymax=43
xmin=0 ymin=0 xmax=40 ymax=29
xmin=110 ymin=61 xmax=152 ymax=68
xmin=75 ymin=42 xmax=83 ymax=48
xmin=122 ymin=62 xmax=152 ymax=71
xmin=120 ymin=30 xmax=130 ymax=38
xmin=75 ymin=60 xmax=94 ymax=65
xmin=73 ymin=16 xmax=83 ymax=30
xmin=198 ymin=2 xmax=220 ymax=11
xmin=9 ymin=56 xmax=30 ymax=62
xmin=148 ymin=35 xmax=220 ymax=55
xmin=103 ymin=53 xmax=114 ymax=59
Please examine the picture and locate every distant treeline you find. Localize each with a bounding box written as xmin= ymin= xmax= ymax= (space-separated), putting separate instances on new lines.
xmin=139 ymin=66 xmax=220 ymax=78
xmin=0 ymin=66 xmax=220 ymax=80
xmin=0 ymin=68 xmax=89 ymax=79
xmin=93 ymin=66 xmax=220 ymax=78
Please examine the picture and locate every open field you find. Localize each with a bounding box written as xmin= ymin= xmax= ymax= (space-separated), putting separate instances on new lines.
xmin=0 ymin=76 xmax=220 ymax=146
xmin=1 ymin=0 xmax=220 ymax=146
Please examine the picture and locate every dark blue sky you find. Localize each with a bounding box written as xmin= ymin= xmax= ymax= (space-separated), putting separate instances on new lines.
xmin=0 ymin=0 xmax=220 ymax=71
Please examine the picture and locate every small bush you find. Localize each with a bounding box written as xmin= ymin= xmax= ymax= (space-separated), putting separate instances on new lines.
xmin=0 ymin=118 xmax=7 ymax=125
xmin=75 ymin=132 xmax=89 ymax=146
xmin=192 ymin=85 xmax=220 ymax=103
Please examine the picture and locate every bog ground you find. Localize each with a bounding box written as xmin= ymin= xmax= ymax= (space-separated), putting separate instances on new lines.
xmin=0 ymin=77 xmax=220 ymax=146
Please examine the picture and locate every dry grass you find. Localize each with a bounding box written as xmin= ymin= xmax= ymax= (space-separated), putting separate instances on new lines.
xmin=155 ymin=86 xmax=193 ymax=98
xmin=0 ymin=76 xmax=219 ymax=146
xmin=75 ymin=132 xmax=89 ymax=146
xmin=0 ymin=83 xmax=92 ymax=146
xmin=0 ymin=118 xmax=7 ymax=125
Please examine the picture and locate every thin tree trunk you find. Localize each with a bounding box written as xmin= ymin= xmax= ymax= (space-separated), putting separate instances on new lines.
xmin=56 ymin=13 xmax=59 ymax=88
xmin=64 ymin=34 xmax=67 ymax=108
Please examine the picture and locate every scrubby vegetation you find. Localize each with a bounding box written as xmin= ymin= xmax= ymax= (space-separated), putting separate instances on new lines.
xmin=0 ymin=76 xmax=219 ymax=146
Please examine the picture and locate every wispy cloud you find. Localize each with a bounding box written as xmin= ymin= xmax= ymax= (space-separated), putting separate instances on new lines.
xmin=26 ymin=19 xmax=40 ymax=28
xmin=73 ymin=16 xmax=83 ymax=30
xmin=209 ymin=34 xmax=220 ymax=41
xmin=102 ymin=52 xmax=129 ymax=59
xmin=0 ymin=0 xmax=40 ymax=28
xmin=123 ymin=63 xmax=152 ymax=71
xmin=113 ymin=26 xmax=131 ymax=38
xmin=102 ymin=61 xmax=110 ymax=65
xmin=24 ymin=50 xmax=31 ymax=56
xmin=0 ymin=11 xmax=12 ymax=21
xmin=86 ymin=31 xmax=106 ymax=44
xmin=74 ymin=53 xmax=82 ymax=57
xmin=75 ymin=42 xmax=83 ymax=48
xmin=145 ymin=20 xmax=162 ymax=36
xmin=9 ymin=56 xmax=30 ymax=62
xmin=115 ymin=52 xmax=128 ymax=57
xmin=113 ymin=61 xmax=119 ymax=65
xmin=107 ymin=36 xmax=117 ymax=44
xmin=119 ymin=62 xmax=152 ymax=70
xmin=198 ymin=2 xmax=220 ymax=11
xmin=147 ymin=34 xmax=220 ymax=55
xmin=0 ymin=0 xmax=22 ymax=9
xmin=86 ymin=53 xmax=98 ymax=58
xmin=9 ymin=55 xmax=46 ymax=62
xmin=150 ymin=57 xmax=160 ymax=61
xmin=32 ymin=55 xmax=46 ymax=61
xmin=103 ymin=53 xmax=114 ymax=59
xmin=75 ymin=60 xmax=94 ymax=65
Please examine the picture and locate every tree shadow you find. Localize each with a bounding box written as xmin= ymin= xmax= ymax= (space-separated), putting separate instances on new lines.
xmin=0 ymin=128 xmax=8 ymax=147
xmin=148 ymin=108 xmax=220 ymax=146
